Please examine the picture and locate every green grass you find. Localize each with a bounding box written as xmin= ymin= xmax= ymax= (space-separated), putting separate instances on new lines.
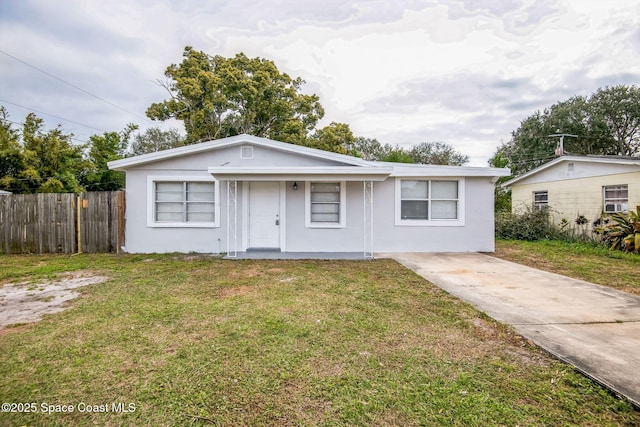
xmin=494 ymin=239 xmax=640 ymax=296
xmin=0 ymin=254 xmax=638 ymax=426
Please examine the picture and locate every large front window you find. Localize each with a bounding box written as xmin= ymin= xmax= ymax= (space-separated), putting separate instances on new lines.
xmin=396 ymin=179 xmax=463 ymax=225
xmin=604 ymin=185 xmax=628 ymax=213
xmin=148 ymin=177 xmax=219 ymax=227
xmin=305 ymin=181 xmax=346 ymax=228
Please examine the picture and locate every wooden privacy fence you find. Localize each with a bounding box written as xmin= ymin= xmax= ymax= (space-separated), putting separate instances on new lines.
xmin=0 ymin=191 xmax=125 ymax=254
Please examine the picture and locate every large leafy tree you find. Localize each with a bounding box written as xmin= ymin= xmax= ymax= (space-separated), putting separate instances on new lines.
xmin=147 ymin=47 xmax=325 ymax=145
xmin=495 ymin=85 xmax=640 ymax=176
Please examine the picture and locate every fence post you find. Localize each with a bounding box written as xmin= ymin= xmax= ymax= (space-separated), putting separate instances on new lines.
xmin=76 ymin=195 xmax=82 ymax=254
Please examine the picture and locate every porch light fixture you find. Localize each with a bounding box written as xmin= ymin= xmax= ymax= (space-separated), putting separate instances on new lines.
xmin=293 ymin=182 xmax=298 ymax=190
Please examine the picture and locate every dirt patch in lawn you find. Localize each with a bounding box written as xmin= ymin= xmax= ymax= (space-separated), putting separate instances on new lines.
xmin=0 ymin=272 xmax=108 ymax=328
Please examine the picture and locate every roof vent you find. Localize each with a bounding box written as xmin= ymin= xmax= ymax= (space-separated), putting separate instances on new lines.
xmin=240 ymin=146 xmax=253 ymax=159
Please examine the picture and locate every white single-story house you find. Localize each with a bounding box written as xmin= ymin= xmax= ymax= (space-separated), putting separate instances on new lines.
xmin=503 ymin=155 xmax=640 ymax=225
xmin=107 ymin=134 xmax=509 ymax=257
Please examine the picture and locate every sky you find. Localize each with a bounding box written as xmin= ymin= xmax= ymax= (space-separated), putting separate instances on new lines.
xmin=1 ymin=0 xmax=639 ymax=166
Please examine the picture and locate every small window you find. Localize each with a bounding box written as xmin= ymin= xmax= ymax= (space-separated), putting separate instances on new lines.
xmin=533 ymin=191 xmax=548 ymax=210
xmin=240 ymin=146 xmax=253 ymax=159
xmin=603 ymin=185 xmax=628 ymax=213
xmin=305 ymin=182 xmax=346 ymax=228
xmin=148 ymin=177 xmax=219 ymax=228
xmin=396 ymin=179 xmax=463 ymax=225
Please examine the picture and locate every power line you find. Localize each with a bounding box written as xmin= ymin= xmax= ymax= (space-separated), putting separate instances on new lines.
xmin=0 ymin=49 xmax=151 ymax=123
xmin=3 ymin=118 xmax=91 ymax=145
xmin=0 ymin=98 xmax=108 ymax=133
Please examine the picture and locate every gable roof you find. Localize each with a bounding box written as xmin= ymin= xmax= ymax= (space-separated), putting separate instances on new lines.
xmin=503 ymin=155 xmax=640 ymax=187
xmin=108 ymin=133 xmax=510 ymax=179
xmin=108 ymin=134 xmax=371 ymax=170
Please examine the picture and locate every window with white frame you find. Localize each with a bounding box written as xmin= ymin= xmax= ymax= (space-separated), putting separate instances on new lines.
xmin=533 ymin=191 xmax=548 ymax=210
xmin=148 ymin=177 xmax=219 ymax=227
xmin=396 ymin=179 xmax=463 ymax=225
xmin=305 ymin=182 xmax=346 ymax=228
xmin=603 ymin=185 xmax=628 ymax=213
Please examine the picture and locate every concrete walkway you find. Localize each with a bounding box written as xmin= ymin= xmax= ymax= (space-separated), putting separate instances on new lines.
xmin=379 ymin=252 xmax=640 ymax=407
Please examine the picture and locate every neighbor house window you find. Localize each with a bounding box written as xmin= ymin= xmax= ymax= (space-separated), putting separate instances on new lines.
xmin=305 ymin=182 xmax=346 ymax=228
xmin=533 ymin=191 xmax=548 ymax=210
xmin=147 ymin=177 xmax=219 ymax=227
xmin=395 ymin=179 xmax=464 ymax=225
xmin=603 ymin=185 xmax=628 ymax=213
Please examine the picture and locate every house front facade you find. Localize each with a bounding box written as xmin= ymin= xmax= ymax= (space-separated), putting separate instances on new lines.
xmin=108 ymin=134 xmax=509 ymax=256
xmin=504 ymin=155 xmax=640 ymax=225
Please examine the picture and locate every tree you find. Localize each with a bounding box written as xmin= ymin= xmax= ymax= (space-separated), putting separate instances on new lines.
xmin=494 ymin=85 xmax=640 ymax=176
xmin=590 ymin=85 xmax=640 ymax=156
xmin=349 ymin=137 xmax=386 ymax=160
xmin=0 ymin=107 xmax=25 ymax=192
xmin=381 ymin=146 xmax=414 ymax=163
xmin=489 ymin=152 xmax=512 ymax=213
xmin=146 ymin=47 xmax=325 ymax=145
xmin=307 ymin=122 xmax=354 ymax=154
xmin=83 ymin=124 xmax=137 ymax=191
xmin=20 ymin=113 xmax=85 ymax=193
xmin=409 ymin=141 xmax=469 ymax=165
xmin=128 ymin=127 xmax=185 ymax=156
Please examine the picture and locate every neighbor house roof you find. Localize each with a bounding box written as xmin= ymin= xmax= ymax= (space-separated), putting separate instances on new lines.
xmin=502 ymin=155 xmax=640 ymax=187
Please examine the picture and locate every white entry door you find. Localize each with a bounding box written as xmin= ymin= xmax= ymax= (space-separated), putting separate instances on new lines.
xmin=248 ymin=182 xmax=281 ymax=249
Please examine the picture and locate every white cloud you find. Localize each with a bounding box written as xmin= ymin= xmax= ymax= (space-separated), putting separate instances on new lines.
xmin=0 ymin=0 xmax=638 ymax=165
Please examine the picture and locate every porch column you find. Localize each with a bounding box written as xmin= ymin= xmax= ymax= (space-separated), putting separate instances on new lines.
xmin=226 ymin=180 xmax=238 ymax=258
xmin=363 ymin=181 xmax=374 ymax=259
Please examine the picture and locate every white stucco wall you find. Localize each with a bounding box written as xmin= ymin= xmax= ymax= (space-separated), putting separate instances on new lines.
xmin=121 ymin=143 xmax=357 ymax=253
xmin=372 ymin=177 xmax=496 ymax=252
xmin=119 ymin=142 xmax=500 ymax=253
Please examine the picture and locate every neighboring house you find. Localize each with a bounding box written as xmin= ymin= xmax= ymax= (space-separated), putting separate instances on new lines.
xmin=0 ymin=190 xmax=11 ymax=195
xmin=503 ymin=155 xmax=640 ymax=225
xmin=108 ymin=134 xmax=509 ymax=256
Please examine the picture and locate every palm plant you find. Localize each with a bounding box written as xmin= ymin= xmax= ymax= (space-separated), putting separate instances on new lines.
xmin=596 ymin=207 xmax=640 ymax=253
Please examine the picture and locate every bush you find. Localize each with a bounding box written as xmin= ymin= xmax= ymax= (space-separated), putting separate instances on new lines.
xmin=495 ymin=207 xmax=558 ymax=241
xmin=595 ymin=208 xmax=640 ymax=253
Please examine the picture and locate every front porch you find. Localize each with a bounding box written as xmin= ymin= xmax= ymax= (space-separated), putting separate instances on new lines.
xmin=208 ymin=166 xmax=392 ymax=260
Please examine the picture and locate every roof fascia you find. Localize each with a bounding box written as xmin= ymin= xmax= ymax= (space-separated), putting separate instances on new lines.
xmin=208 ymin=166 xmax=393 ymax=182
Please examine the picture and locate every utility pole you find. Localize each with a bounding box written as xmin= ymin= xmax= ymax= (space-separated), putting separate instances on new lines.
xmin=548 ymin=133 xmax=578 ymax=156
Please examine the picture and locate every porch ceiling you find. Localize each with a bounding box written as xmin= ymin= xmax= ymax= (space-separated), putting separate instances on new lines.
xmin=207 ymin=166 xmax=392 ymax=182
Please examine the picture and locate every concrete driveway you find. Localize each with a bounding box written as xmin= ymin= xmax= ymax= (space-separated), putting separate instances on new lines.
xmin=379 ymin=252 xmax=640 ymax=407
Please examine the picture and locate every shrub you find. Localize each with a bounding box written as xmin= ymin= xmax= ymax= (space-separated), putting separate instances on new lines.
xmin=595 ymin=208 xmax=640 ymax=253
xmin=495 ymin=206 xmax=557 ymax=241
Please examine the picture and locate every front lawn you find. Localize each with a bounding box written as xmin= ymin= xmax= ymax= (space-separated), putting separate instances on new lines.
xmin=0 ymin=254 xmax=637 ymax=426
xmin=493 ymin=239 xmax=640 ymax=296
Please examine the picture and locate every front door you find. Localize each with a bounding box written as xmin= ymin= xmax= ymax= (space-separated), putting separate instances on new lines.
xmin=248 ymin=182 xmax=280 ymax=249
